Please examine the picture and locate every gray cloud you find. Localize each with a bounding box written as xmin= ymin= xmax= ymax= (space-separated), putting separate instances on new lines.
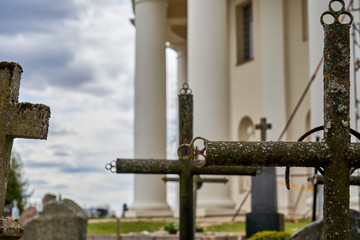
xmin=0 ymin=0 xmax=79 ymax=34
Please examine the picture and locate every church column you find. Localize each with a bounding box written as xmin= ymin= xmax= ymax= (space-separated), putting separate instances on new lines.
xmin=172 ymin=43 xmax=188 ymax=89
xmin=188 ymin=0 xmax=235 ymax=216
xmin=308 ymin=0 xmax=328 ymax=220
xmin=128 ymin=0 xmax=171 ymax=217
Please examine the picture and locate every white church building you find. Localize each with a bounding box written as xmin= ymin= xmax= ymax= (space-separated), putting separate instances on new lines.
xmin=126 ymin=0 xmax=360 ymax=218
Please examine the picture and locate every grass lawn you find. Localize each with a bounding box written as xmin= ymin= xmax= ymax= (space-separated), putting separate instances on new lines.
xmin=87 ymin=220 xmax=169 ymax=235
xmin=88 ymin=219 xmax=311 ymax=236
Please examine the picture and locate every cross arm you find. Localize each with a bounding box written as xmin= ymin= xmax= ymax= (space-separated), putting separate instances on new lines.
xmin=8 ymin=103 xmax=50 ymax=139
xmin=347 ymin=143 xmax=360 ymax=168
xmin=114 ymin=158 xmax=182 ymax=174
xmin=205 ymin=141 xmax=328 ymax=167
xmin=179 ymin=138 xmax=329 ymax=168
xmin=191 ymin=165 xmax=257 ymax=175
xmin=309 ymin=174 xmax=360 ymax=185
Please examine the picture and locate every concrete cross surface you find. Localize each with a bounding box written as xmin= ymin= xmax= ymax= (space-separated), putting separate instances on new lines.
xmin=178 ymin=1 xmax=360 ymax=239
xmin=0 ymin=62 xmax=50 ymax=240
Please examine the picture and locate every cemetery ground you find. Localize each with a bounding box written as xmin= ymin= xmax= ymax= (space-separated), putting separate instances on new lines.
xmin=87 ymin=216 xmax=310 ymax=236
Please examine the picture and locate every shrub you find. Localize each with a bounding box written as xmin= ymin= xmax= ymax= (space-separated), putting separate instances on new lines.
xmin=164 ymin=222 xmax=179 ymax=234
xmin=247 ymin=231 xmax=292 ymax=240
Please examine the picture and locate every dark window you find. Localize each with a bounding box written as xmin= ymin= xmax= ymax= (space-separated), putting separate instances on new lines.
xmin=236 ymin=2 xmax=253 ymax=64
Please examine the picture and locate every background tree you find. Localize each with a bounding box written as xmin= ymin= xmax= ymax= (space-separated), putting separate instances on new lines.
xmin=5 ymin=152 xmax=31 ymax=212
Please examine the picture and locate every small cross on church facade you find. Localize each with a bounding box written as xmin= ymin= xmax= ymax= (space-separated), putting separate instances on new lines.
xmin=255 ymin=117 xmax=271 ymax=142
xmin=0 ymin=62 xmax=50 ymax=239
xmin=179 ymin=1 xmax=359 ymax=239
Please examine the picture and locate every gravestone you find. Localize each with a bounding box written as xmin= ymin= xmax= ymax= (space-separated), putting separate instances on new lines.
xmin=20 ymin=207 xmax=38 ymax=226
xmin=246 ymin=118 xmax=284 ymax=238
xmin=178 ymin=1 xmax=360 ymax=239
xmin=0 ymin=62 xmax=50 ymax=240
xmin=288 ymin=210 xmax=360 ymax=240
xmin=21 ymin=199 xmax=87 ymax=240
xmin=106 ymin=84 xmax=257 ymax=240
xmin=42 ymin=194 xmax=57 ymax=205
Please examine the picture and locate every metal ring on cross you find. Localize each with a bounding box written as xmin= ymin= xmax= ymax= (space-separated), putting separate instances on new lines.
xmin=105 ymin=160 xmax=117 ymax=173
xmin=285 ymin=126 xmax=360 ymax=190
xmin=178 ymin=136 xmax=208 ymax=168
xmin=320 ymin=0 xmax=353 ymax=25
xmin=179 ymin=83 xmax=192 ymax=95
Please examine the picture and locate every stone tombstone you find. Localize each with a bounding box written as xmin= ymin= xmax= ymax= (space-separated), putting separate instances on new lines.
xmin=42 ymin=193 xmax=57 ymax=205
xmin=21 ymin=199 xmax=87 ymax=240
xmin=288 ymin=209 xmax=360 ymax=240
xmin=19 ymin=207 xmax=38 ymax=226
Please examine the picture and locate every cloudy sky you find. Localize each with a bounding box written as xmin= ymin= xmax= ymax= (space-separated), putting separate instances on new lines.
xmin=0 ymin=0 xmax=178 ymax=214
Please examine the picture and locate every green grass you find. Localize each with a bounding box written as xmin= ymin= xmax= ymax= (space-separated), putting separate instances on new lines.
xmin=87 ymin=220 xmax=169 ymax=235
xmin=205 ymin=221 xmax=245 ymax=233
xmin=87 ymin=219 xmax=312 ymax=236
xmin=284 ymin=220 xmax=311 ymax=234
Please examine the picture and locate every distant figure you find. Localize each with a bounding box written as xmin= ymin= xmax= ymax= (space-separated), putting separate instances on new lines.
xmin=12 ymin=200 xmax=19 ymax=219
xmin=122 ymin=204 xmax=128 ymax=218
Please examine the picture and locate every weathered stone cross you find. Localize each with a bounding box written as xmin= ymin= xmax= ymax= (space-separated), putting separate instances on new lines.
xmin=106 ymin=83 xmax=257 ymax=240
xmin=179 ymin=2 xmax=359 ymax=239
xmin=0 ymin=62 xmax=50 ymax=239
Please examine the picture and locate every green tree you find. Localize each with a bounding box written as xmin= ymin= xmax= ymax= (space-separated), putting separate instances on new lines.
xmin=5 ymin=152 xmax=31 ymax=212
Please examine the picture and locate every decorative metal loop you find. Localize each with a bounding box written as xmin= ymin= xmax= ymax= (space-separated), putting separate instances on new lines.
xmin=179 ymin=83 xmax=192 ymax=95
xmin=286 ymin=126 xmax=360 ymax=190
xmin=177 ymin=136 xmax=208 ymax=168
xmin=321 ymin=0 xmax=353 ymax=25
xmin=105 ymin=160 xmax=117 ymax=173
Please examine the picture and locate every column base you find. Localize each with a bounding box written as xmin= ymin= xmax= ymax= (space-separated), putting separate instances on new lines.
xmin=196 ymin=207 xmax=236 ymax=217
xmin=246 ymin=211 xmax=284 ymax=238
xmin=0 ymin=218 xmax=24 ymax=240
xmin=125 ymin=209 xmax=173 ymax=218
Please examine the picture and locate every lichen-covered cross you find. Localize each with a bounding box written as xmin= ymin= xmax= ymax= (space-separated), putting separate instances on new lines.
xmin=106 ymin=83 xmax=257 ymax=240
xmin=0 ymin=62 xmax=50 ymax=239
xmin=179 ymin=1 xmax=360 ymax=239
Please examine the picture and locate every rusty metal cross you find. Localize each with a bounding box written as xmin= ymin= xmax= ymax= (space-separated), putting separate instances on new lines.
xmin=0 ymin=62 xmax=50 ymax=239
xmin=179 ymin=1 xmax=359 ymax=239
xmin=106 ymin=84 xmax=257 ymax=240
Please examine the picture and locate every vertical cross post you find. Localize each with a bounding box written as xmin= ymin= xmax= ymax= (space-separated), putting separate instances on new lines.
xmin=246 ymin=118 xmax=283 ymax=238
xmin=0 ymin=62 xmax=50 ymax=239
xmin=321 ymin=2 xmax=352 ymax=238
xmin=107 ymin=84 xmax=257 ymax=240
xmin=162 ymin=175 xmax=228 ymax=221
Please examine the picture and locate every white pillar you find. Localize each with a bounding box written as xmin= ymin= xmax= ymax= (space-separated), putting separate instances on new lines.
xmin=188 ymin=0 xmax=234 ymax=216
xmin=172 ymin=44 xmax=188 ymax=89
xmin=308 ymin=0 xmax=328 ymax=220
xmin=128 ymin=0 xmax=171 ymax=217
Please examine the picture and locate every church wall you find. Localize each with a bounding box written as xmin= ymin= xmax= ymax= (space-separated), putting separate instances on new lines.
xmin=279 ymin=0 xmax=313 ymax=218
xmin=228 ymin=0 xmax=263 ymax=213
xmin=227 ymin=0 xmax=313 ymax=217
